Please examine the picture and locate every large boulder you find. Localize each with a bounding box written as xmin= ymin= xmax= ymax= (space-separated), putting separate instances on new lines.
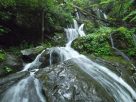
xmin=36 ymin=60 xmax=114 ymax=102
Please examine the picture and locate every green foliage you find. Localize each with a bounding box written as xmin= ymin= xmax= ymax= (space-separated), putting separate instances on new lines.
xmin=100 ymin=0 xmax=113 ymax=5
xmin=0 ymin=26 xmax=10 ymax=35
xmin=0 ymin=0 xmax=16 ymax=7
xmin=0 ymin=50 xmax=6 ymax=62
xmin=116 ymin=27 xmax=135 ymax=48
xmin=123 ymin=10 xmax=136 ymax=22
xmin=0 ymin=0 xmax=73 ymax=45
xmin=84 ymin=20 xmax=95 ymax=33
xmin=73 ymin=27 xmax=113 ymax=56
xmin=90 ymin=0 xmax=135 ymax=23
xmin=73 ymin=0 xmax=91 ymax=8
xmin=41 ymin=42 xmax=52 ymax=48
xmin=110 ymin=26 xmax=136 ymax=57
xmin=4 ymin=66 xmax=13 ymax=73
xmin=126 ymin=48 xmax=136 ymax=56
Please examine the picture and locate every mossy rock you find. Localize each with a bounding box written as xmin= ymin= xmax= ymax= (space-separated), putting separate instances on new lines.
xmin=0 ymin=53 xmax=23 ymax=77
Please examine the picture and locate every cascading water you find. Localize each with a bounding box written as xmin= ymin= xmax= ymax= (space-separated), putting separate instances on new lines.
xmin=1 ymin=19 xmax=136 ymax=102
xmin=49 ymin=20 xmax=136 ymax=102
xmin=133 ymin=34 xmax=136 ymax=46
xmin=76 ymin=12 xmax=80 ymax=19
xmin=65 ymin=19 xmax=85 ymax=48
xmin=96 ymin=9 xmax=108 ymax=20
xmin=1 ymin=50 xmax=46 ymax=102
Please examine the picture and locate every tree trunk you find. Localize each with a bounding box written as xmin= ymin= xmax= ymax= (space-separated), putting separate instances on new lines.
xmin=41 ymin=10 xmax=45 ymax=43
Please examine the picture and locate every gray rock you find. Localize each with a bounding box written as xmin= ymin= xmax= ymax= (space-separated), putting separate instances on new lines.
xmin=36 ymin=60 xmax=114 ymax=102
xmin=21 ymin=46 xmax=45 ymax=62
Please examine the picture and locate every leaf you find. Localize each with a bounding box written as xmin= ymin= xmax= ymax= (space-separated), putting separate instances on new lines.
xmin=130 ymin=16 xmax=136 ymax=22
xmin=100 ymin=0 xmax=113 ymax=5
xmin=123 ymin=10 xmax=136 ymax=21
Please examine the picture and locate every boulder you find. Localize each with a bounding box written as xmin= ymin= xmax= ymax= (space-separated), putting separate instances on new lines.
xmin=36 ymin=60 xmax=114 ymax=102
xmin=21 ymin=46 xmax=45 ymax=63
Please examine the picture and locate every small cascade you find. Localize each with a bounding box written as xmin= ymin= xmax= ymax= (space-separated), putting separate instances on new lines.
xmin=73 ymin=19 xmax=78 ymax=30
xmin=48 ymin=20 xmax=136 ymax=102
xmin=75 ymin=8 xmax=80 ymax=19
xmin=76 ymin=12 xmax=80 ymax=19
xmin=110 ymin=33 xmax=130 ymax=61
xmin=22 ymin=50 xmax=45 ymax=71
xmin=1 ymin=50 xmax=46 ymax=102
xmin=133 ymin=34 xmax=136 ymax=46
xmin=96 ymin=9 xmax=107 ymax=20
xmin=110 ymin=33 xmax=136 ymax=70
xmin=65 ymin=19 xmax=85 ymax=47
xmin=1 ymin=76 xmax=45 ymax=102
xmin=103 ymin=13 xmax=108 ymax=20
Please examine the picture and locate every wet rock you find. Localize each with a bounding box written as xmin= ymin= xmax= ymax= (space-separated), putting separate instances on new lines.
xmin=36 ymin=60 xmax=114 ymax=102
xmin=0 ymin=71 xmax=29 ymax=94
xmin=111 ymin=31 xmax=128 ymax=49
xmin=0 ymin=54 xmax=23 ymax=77
xmin=39 ymin=47 xmax=65 ymax=68
xmin=21 ymin=46 xmax=45 ymax=62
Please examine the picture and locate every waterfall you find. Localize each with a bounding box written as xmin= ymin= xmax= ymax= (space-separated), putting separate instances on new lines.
xmin=1 ymin=19 xmax=136 ymax=102
xmin=1 ymin=50 xmax=46 ymax=102
xmin=49 ymin=20 xmax=136 ymax=102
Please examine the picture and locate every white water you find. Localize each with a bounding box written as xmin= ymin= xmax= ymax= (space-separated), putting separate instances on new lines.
xmin=22 ymin=50 xmax=45 ymax=72
xmin=96 ymin=9 xmax=108 ymax=20
xmin=1 ymin=76 xmax=45 ymax=102
xmin=49 ymin=20 xmax=136 ymax=102
xmin=133 ymin=34 xmax=136 ymax=46
xmin=76 ymin=12 xmax=80 ymax=19
xmin=1 ymin=50 xmax=46 ymax=102
xmin=65 ymin=19 xmax=85 ymax=47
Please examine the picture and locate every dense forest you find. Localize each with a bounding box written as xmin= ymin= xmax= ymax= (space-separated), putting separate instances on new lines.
xmin=0 ymin=0 xmax=136 ymax=102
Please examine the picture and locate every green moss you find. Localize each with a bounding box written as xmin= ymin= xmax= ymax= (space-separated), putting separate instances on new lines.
xmin=101 ymin=56 xmax=130 ymax=65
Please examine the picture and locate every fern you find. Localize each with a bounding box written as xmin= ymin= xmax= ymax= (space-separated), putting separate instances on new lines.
xmin=100 ymin=0 xmax=113 ymax=5
xmin=123 ymin=10 xmax=136 ymax=22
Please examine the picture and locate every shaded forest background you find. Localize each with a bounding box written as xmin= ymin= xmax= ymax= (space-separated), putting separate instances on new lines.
xmin=0 ymin=0 xmax=136 ymax=47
